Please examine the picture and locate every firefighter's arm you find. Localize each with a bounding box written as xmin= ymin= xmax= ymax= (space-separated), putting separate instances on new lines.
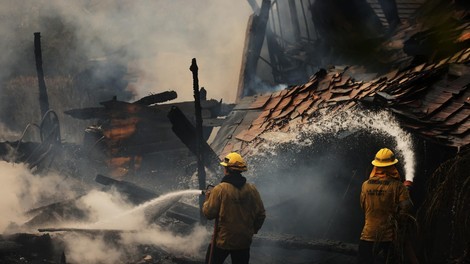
xmin=202 ymin=185 xmax=221 ymax=220
xmin=360 ymin=182 xmax=366 ymax=211
xmin=398 ymin=184 xmax=413 ymax=215
xmin=253 ymin=188 xmax=266 ymax=233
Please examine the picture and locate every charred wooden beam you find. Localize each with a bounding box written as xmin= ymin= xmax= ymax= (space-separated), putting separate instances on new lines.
xmin=133 ymin=91 xmax=178 ymax=106
xmin=95 ymin=174 xmax=158 ymax=204
xmin=237 ymin=0 xmax=272 ymax=99
xmin=167 ymin=106 xmax=220 ymax=173
xmin=165 ymin=200 xmax=200 ymax=225
xmin=38 ymin=228 xmax=123 ymax=234
xmin=34 ymin=32 xmax=49 ymax=118
xmin=377 ymin=0 xmax=400 ymax=29
xmin=95 ymin=174 xmax=200 ymax=224
xmin=190 ymin=58 xmax=206 ymax=223
xmin=288 ymin=0 xmax=301 ymax=42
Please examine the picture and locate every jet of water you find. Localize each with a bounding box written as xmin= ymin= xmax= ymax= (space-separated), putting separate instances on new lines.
xmin=259 ymin=109 xmax=416 ymax=181
xmin=88 ymin=189 xmax=202 ymax=229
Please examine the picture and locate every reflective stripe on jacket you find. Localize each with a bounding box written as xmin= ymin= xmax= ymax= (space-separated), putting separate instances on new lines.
xmin=360 ymin=167 xmax=411 ymax=241
xmin=202 ymin=182 xmax=266 ymax=250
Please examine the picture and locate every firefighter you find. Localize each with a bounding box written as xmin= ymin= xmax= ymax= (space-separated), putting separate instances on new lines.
xmin=358 ymin=148 xmax=412 ymax=264
xmin=203 ymin=152 xmax=266 ymax=264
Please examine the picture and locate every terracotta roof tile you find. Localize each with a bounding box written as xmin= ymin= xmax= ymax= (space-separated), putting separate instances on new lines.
xmin=249 ymin=95 xmax=272 ymax=109
xmin=445 ymin=108 xmax=470 ymax=126
xmin=235 ymin=128 xmax=259 ymax=142
xmin=264 ymin=95 xmax=283 ymax=110
xmin=273 ymin=96 xmax=293 ymax=112
xmin=428 ymin=102 xmax=464 ymax=122
xmin=296 ymin=99 xmax=314 ymax=115
xmin=212 ymin=48 xmax=470 ymax=156
xmin=276 ymin=104 xmax=297 ymax=119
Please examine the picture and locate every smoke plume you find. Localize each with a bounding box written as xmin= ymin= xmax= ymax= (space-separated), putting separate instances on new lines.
xmin=0 ymin=159 xmax=209 ymax=263
xmin=0 ymin=161 xmax=77 ymax=233
xmin=0 ymin=0 xmax=252 ymax=104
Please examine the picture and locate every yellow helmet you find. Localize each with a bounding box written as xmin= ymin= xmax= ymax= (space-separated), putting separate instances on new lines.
xmin=220 ymin=152 xmax=247 ymax=171
xmin=371 ymin=148 xmax=399 ymax=167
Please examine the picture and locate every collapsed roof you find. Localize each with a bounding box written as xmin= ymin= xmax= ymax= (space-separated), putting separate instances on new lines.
xmin=213 ymin=48 xmax=470 ymax=158
xmin=218 ymin=0 xmax=470 ymax=158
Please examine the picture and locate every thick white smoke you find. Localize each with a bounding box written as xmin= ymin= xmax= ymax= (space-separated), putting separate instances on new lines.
xmin=0 ymin=0 xmax=252 ymax=103
xmin=62 ymin=189 xmax=209 ymax=263
xmin=0 ymin=160 xmax=209 ymax=263
xmin=0 ymin=161 xmax=77 ymax=233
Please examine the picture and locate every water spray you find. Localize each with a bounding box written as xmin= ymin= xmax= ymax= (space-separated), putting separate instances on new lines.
xmin=201 ymin=184 xmax=215 ymax=195
xmin=87 ymin=189 xmax=202 ymax=229
xmin=259 ymin=109 xmax=416 ymax=182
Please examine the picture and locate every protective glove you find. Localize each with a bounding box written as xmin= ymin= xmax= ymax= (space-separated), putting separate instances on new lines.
xmin=404 ymin=180 xmax=413 ymax=191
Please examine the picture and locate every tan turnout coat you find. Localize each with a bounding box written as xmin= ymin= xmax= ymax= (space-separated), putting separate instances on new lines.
xmin=203 ymin=182 xmax=266 ymax=250
xmin=360 ymin=166 xmax=411 ymax=241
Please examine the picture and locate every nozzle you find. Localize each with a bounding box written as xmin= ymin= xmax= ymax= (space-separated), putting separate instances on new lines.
xmin=404 ymin=180 xmax=413 ymax=189
xmin=202 ymin=184 xmax=215 ymax=195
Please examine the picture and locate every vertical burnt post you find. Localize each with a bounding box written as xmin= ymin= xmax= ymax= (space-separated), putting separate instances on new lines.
xmin=288 ymin=0 xmax=301 ymax=42
xmin=34 ymin=32 xmax=50 ymax=118
xmin=190 ymin=58 xmax=207 ymax=224
xmin=237 ymin=0 xmax=271 ymax=99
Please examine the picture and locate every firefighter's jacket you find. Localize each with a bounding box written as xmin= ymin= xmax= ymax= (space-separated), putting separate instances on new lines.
xmin=202 ymin=177 xmax=266 ymax=250
xmin=360 ymin=166 xmax=411 ymax=241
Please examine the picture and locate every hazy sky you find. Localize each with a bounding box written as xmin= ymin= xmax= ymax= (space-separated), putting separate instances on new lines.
xmin=0 ymin=0 xmax=253 ymax=103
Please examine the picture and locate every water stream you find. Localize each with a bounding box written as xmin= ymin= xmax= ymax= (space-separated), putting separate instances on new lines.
xmin=258 ymin=109 xmax=416 ymax=181
xmin=88 ymin=189 xmax=202 ymax=229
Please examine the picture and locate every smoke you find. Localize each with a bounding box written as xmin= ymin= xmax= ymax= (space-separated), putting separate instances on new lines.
xmin=60 ymin=224 xmax=209 ymax=263
xmin=0 ymin=122 xmax=21 ymax=141
xmin=60 ymin=189 xmax=209 ymax=263
xmin=121 ymin=225 xmax=209 ymax=257
xmin=0 ymin=159 xmax=209 ymax=262
xmin=0 ymin=0 xmax=252 ymax=103
xmin=61 ymin=232 xmax=124 ymax=264
xmin=0 ymin=161 xmax=77 ymax=233
xmin=74 ymin=189 xmax=144 ymax=230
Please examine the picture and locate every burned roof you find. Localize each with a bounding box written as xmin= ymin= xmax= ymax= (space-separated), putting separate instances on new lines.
xmin=212 ymin=47 xmax=470 ymax=158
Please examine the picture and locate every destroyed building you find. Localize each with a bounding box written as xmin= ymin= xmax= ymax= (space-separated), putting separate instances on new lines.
xmin=0 ymin=0 xmax=469 ymax=263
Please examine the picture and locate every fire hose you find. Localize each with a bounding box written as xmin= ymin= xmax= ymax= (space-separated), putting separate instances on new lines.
xmin=402 ymin=180 xmax=420 ymax=264
xmin=202 ymin=185 xmax=218 ymax=264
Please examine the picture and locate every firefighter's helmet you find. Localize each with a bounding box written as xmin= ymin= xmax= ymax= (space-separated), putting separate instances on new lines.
xmin=220 ymin=152 xmax=247 ymax=171
xmin=372 ymin=148 xmax=399 ymax=167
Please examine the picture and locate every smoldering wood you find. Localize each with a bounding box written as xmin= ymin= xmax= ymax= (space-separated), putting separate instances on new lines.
xmin=288 ymin=0 xmax=301 ymax=42
xmin=21 ymin=199 xmax=88 ymax=229
xmin=38 ymin=228 xmax=123 ymax=234
xmin=190 ymin=58 xmax=206 ymax=223
xmin=237 ymin=0 xmax=272 ymax=98
xmin=0 ymin=233 xmax=63 ymax=262
xmin=165 ymin=202 xmax=200 ymax=225
xmin=132 ymin=90 xmax=178 ymax=105
xmin=167 ymin=106 xmax=221 ymax=173
xmin=95 ymin=174 xmax=200 ymax=224
xmin=377 ymin=0 xmax=400 ymax=29
xmin=34 ymin=32 xmax=50 ymax=118
xmin=95 ymin=174 xmax=158 ymax=204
